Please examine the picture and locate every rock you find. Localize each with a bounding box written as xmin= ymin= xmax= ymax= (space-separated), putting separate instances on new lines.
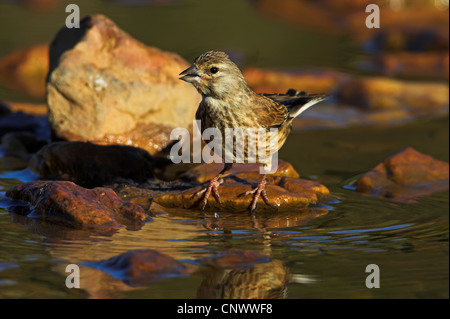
xmin=0 ymin=44 xmax=49 ymax=99
xmin=5 ymin=181 xmax=149 ymax=230
xmin=0 ymin=111 xmax=48 ymax=138
xmin=111 ymin=161 xmax=331 ymax=213
xmin=353 ymin=147 xmax=449 ymax=202
xmin=196 ymin=250 xmax=289 ymax=299
xmin=154 ymin=173 xmax=330 ymax=213
xmin=1 ymin=131 xmax=48 ymax=161
xmin=82 ymin=249 xmax=193 ymax=287
xmin=0 ymin=101 xmax=48 ymax=116
xmin=181 ymin=160 xmax=299 ymax=183
xmin=29 ymin=141 xmax=154 ymax=188
xmin=243 ymin=67 xmax=343 ymax=95
xmin=46 ymin=14 xmax=200 ymax=155
xmin=337 ymin=77 xmax=449 ymax=115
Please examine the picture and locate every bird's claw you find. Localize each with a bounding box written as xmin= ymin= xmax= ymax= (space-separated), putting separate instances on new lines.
xmin=193 ymin=178 xmax=224 ymax=211
xmin=239 ymin=179 xmax=274 ymax=213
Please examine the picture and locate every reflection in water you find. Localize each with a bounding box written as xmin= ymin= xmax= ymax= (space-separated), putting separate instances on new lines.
xmin=197 ymin=259 xmax=289 ymax=299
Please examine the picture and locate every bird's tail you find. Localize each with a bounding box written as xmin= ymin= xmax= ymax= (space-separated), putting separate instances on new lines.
xmin=287 ymin=92 xmax=329 ymax=119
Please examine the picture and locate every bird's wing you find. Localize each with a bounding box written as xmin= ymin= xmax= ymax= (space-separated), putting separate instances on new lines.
xmin=253 ymin=94 xmax=289 ymax=128
xmin=262 ymin=90 xmax=329 ymax=119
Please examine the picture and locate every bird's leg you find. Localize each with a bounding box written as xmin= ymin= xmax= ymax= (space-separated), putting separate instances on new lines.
xmin=240 ymin=174 xmax=273 ymax=213
xmin=194 ymin=163 xmax=233 ymax=211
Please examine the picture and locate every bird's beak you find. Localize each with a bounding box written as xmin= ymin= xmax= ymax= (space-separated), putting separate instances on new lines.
xmin=179 ymin=65 xmax=200 ymax=83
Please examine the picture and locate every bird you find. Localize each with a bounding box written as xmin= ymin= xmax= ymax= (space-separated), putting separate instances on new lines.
xmin=179 ymin=51 xmax=328 ymax=213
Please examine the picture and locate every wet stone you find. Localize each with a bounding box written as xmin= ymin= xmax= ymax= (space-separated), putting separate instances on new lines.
xmin=29 ymin=141 xmax=154 ymax=188
xmin=5 ymin=181 xmax=149 ymax=230
xmin=352 ymin=147 xmax=449 ymax=202
xmin=82 ymin=249 xmax=193 ymax=287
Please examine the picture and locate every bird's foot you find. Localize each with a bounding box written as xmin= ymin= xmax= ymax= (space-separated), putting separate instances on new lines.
xmin=193 ymin=178 xmax=224 ymax=211
xmin=239 ymin=178 xmax=274 ymax=213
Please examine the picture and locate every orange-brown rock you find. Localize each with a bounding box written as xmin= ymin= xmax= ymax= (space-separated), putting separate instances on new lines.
xmin=353 ymin=147 xmax=449 ymax=202
xmin=337 ymin=77 xmax=449 ymax=115
xmin=243 ymin=67 xmax=343 ymax=95
xmin=46 ymin=14 xmax=200 ymax=155
xmin=83 ymin=249 xmax=193 ymax=287
xmin=29 ymin=141 xmax=154 ymax=188
xmin=151 ymin=163 xmax=331 ymax=213
xmin=0 ymin=101 xmax=48 ymax=116
xmin=5 ymin=181 xmax=149 ymax=229
xmin=0 ymin=44 xmax=49 ymax=99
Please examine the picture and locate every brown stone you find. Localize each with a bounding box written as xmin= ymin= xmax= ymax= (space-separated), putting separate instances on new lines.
xmin=1 ymin=131 xmax=48 ymax=161
xmin=83 ymin=249 xmax=193 ymax=287
xmin=0 ymin=101 xmax=48 ymax=116
xmin=181 ymin=160 xmax=299 ymax=183
xmin=353 ymin=147 xmax=449 ymax=202
xmin=5 ymin=181 xmax=149 ymax=229
xmin=29 ymin=141 xmax=153 ymax=188
xmin=337 ymin=77 xmax=449 ymax=115
xmin=46 ymin=14 xmax=200 ymax=155
xmin=148 ymin=162 xmax=331 ymax=213
xmin=0 ymin=44 xmax=49 ymax=99
xmin=243 ymin=67 xmax=343 ymax=95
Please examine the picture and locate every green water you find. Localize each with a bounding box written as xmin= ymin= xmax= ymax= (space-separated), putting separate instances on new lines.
xmin=0 ymin=0 xmax=448 ymax=299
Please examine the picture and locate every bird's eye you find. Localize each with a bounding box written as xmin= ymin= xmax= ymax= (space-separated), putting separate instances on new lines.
xmin=210 ymin=67 xmax=219 ymax=74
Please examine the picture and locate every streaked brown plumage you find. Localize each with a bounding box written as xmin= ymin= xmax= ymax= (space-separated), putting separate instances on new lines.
xmin=180 ymin=51 xmax=328 ymax=212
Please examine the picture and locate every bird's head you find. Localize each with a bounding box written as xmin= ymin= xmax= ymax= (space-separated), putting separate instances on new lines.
xmin=179 ymin=51 xmax=249 ymax=99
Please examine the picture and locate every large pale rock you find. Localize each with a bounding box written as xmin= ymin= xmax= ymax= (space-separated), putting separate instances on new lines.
xmin=47 ymin=14 xmax=200 ymax=155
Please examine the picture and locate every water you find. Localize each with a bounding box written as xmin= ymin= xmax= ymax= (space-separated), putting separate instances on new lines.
xmin=0 ymin=0 xmax=448 ymax=298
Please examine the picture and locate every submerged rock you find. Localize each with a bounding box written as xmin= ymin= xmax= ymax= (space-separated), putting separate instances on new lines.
xmin=29 ymin=141 xmax=153 ymax=188
xmin=46 ymin=14 xmax=200 ymax=155
xmin=0 ymin=44 xmax=49 ymax=99
xmin=5 ymin=181 xmax=149 ymax=230
xmin=83 ymin=249 xmax=193 ymax=287
xmin=353 ymin=147 xmax=449 ymax=202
